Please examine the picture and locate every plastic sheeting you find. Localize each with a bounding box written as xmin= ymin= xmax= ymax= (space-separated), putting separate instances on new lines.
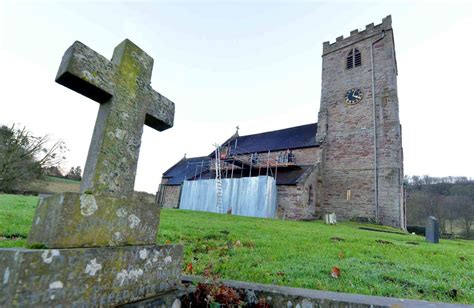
xmin=179 ymin=176 xmax=277 ymax=218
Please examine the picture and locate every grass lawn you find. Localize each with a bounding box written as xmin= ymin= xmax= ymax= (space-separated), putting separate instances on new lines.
xmin=0 ymin=194 xmax=473 ymax=304
xmin=0 ymin=193 xmax=36 ymax=247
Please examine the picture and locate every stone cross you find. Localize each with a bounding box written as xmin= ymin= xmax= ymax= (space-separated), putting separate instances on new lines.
xmin=1 ymin=40 xmax=182 ymax=307
xmin=26 ymin=40 xmax=175 ymax=248
xmin=56 ymin=39 xmax=174 ymax=198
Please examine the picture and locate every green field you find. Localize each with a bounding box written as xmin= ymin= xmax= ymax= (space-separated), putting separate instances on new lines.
xmin=0 ymin=194 xmax=473 ymax=304
xmin=27 ymin=176 xmax=81 ymax=194
xmin=0 ymin=194 xmax=37 ymax=247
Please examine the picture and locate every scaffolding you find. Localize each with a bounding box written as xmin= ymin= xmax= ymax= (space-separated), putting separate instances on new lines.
xmin=182 ymin=139 xmax=297 ymax=185
xmin=178 ymin=139 xmax=295 ymax=218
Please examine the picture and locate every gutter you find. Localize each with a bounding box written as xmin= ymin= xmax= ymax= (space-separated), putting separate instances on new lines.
xmin=371 ymin=30 xmax=385 ymax=224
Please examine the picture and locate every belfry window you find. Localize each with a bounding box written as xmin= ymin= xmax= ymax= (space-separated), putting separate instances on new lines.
xmin=346 ymin=48 xmax=361 ymax=69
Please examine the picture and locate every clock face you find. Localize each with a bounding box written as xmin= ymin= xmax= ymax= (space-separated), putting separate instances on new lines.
xmin=345 ymin=88 xmax=363 ymax=105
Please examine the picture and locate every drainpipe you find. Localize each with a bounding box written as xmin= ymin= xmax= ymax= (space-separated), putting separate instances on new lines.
xmin=371 ymin=30 xmax=385 ymax=224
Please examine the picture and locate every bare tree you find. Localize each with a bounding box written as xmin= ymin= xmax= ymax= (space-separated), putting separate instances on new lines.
xmin=0 ymin=124 xmax=67 ymax=192
xmin=407 ymin=175 xmax=474 ymax=239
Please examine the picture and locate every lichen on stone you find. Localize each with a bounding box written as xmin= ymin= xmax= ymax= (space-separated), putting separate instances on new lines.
xmin=41 ymin=249 xmax=60 ymax=264
xmin=85 ymin=258 xmax=102 ymax=276
xmin=80 ymin=194 xmax=98 ymax=216
xmin=128 ymin=214 xmax=141 ymax=229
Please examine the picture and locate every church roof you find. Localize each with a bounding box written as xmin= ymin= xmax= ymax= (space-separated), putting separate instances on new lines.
xmin=162 ymin=122 xmax=318 ymax=185
xmin=162 ymin=156 xmax=210 ymax=185
xmin=163 ymin=162 xmax=311 ymax=186
xmin=275 ymin=165 xmax=313 ymax=185
xmin=224 ymin=122 xmax=318 ymax=156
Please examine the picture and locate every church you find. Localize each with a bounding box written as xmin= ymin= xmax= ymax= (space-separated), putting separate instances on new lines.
xmin=158 ymin=15 xmax=405 ymax=229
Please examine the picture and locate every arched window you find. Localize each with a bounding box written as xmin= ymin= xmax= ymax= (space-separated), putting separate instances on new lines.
xmin=346 ymin=48 xmax=361 ymax=69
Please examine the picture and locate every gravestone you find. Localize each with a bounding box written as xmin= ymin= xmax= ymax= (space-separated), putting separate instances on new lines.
xmin=324 ymin=213 xmax=337 ymax=225
xmin=426 ymin=216 xmax=439 ymax=244
xmin=0 ymin=39 xmax=182 ymax=306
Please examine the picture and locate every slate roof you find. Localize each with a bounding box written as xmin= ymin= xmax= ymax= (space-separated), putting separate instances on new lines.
xmin=274 ymin=166 xmax=313 ymax=185
xmin=226 ymin=122 xmax=318 ymax=155
xmin=162 ymin=156 xmax=210 ymax=185
xmin=163 ymin=162 xmax=311 ymax=186
xmin=162 ymin=123 xmax=318 ymax=185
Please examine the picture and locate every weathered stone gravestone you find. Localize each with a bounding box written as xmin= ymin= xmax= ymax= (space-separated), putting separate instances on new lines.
xmin=426 ymin=216 xmax=439 ymax=243
xmin=324 ymin=213 xmax=337 ymax=225
xmin=0 ymin=39 xmax=182 ymax=306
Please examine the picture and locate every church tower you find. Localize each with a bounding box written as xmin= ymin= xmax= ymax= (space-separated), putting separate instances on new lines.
xmin=316 ymin=16 xmax=405 ymax=228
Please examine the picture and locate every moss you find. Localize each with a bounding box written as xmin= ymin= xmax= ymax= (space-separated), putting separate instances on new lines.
xmin=90 ymin=42 xmax=145 ymax=196
xmin=27 ymin=243 xmax=47 ymax=249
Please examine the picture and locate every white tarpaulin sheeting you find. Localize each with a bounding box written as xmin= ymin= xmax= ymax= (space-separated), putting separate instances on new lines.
xmin=179 ymin=176 xmax=277 ymax=218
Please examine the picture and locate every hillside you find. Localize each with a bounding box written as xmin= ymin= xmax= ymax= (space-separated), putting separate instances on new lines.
xmin=0 ymin=194 xmax=472 ymax=304
xmin=27 ymin=176 xmax=81 ymax=194
xmin=406 ymin=176 xmax=474 ymax=240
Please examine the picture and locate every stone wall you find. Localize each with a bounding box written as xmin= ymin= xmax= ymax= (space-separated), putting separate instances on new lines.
xmin=180 ymin=275 xmax=465 ymax=308
xmin=272 ymin=147 xmax=320 ymax=165
xmin=1 ymin=245 xmax=183 ymax=307
xmin=276 ymin=166 xmax=319 ymax=220
xmin=316 ymin=16 xmax=404 ymax=228
xmin=157 ymin=184 xmax=181 ymax=209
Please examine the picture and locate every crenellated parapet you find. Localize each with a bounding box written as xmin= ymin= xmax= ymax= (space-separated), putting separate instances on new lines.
xmin=322 ymin=15 xmax=392 ymax=55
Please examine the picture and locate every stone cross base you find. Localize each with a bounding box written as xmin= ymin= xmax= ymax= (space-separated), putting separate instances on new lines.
xmin=0 ymin=245 xmax=183 ymax=307
xmin=28 ymin=193 xmax=160 ymax=248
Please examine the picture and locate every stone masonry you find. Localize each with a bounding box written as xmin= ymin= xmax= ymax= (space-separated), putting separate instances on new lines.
xmin=277 ymin=165 xmax=319 ymax=220
xmin=1 ymin=245 xmax=182 ymax=306
xmin=316 ymin=16 xmax=405 ymax=228
xmin=157 ymin=182 xmax=181 ymax=209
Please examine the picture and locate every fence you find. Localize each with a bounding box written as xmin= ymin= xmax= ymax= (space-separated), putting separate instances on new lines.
xmin=179 ymin=176 xmax=277 ymax=218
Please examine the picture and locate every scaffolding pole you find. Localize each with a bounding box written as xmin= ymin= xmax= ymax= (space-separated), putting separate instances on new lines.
xmin=249 ymin=154 xmax=253 ymax=177
xmin=199 ymin=160 xmax=204 ymax=180
xmin=275 ymin=163 xmax=278 ymax=182
xmin=231 ymin=159 xmax=235 ymax=179
xmin=266 ymin=150 xmax=270 ymax=176
xmin=184 ymin=161 xmax=189 ymax=182
xmin=193 ymin=164 xmax=198 ymax=180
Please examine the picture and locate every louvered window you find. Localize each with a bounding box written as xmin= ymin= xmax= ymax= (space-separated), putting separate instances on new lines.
xmin=346 ymin=50 xmax=353 ymax=69
xmin=346 ymin=48 xmax=361 ymax=69
xmin=354 ymin=49 xmax=361 ymax=66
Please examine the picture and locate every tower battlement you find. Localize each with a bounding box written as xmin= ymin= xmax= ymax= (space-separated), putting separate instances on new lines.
xmin=323 ymin=15 xmax=392 ymax=55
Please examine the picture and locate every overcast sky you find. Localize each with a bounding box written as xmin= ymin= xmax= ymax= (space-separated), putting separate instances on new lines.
xmin=0 ymin=1 xmax=473 ymax=193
